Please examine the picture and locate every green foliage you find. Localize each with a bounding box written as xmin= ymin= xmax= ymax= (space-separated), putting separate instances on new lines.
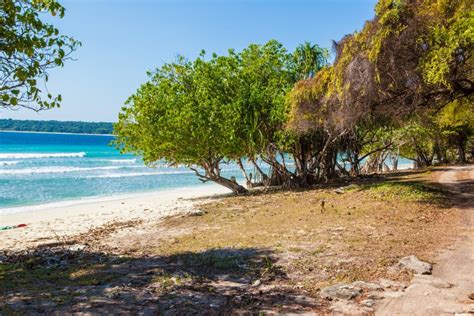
xmin=235 ymin=40 xmax=295 ymax=156
xmin=390 ymin=97 xmax=474 ymax=165
xmin=115 ymin=40 xmax=328 ymax=191
xmin=115 ymin=52 xmax=243 ymax=167
xmin=350 ymin=182 xmax=444 ymax=202
xmin=0 ymin=0 xmax=80 ymax=110
xmin=359 ymin=125 xmax=394 ymax=156
xmin=289 ymin=0 xmax=473 ymax=137
xmin=437 ymin=98 xmax=474 ymax=161
xmin=397 ymin=120 xmax=436 ymax=160
xmin=437 ymin=98 xmax=474 ymax=131
xmin=0 ymin=119 xmax=113 ymax=134
xmin=418 ymin=0 xmax=473 ymax=87
xmin=291 ymin=41 xmax=328 ymax=80
xmin=287 ymin=67 xmax=334 ymax=133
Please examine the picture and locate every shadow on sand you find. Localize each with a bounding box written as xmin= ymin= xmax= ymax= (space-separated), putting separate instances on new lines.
xmin=1 ymin=246 xmax=323 ymax=314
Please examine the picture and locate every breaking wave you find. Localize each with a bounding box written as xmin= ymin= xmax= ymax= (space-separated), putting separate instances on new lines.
xmin=108 ymin=159 xmax=137 ymax=164
xmin=84 ymin=170 xmax=194 ymax=179
xmin=0 ymin=166 xmax=122 ymax=175
xmin=0 ymin=152 xmax=86 ymax=159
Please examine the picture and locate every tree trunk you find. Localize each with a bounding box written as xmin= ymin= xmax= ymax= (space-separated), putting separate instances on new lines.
xmin=212 ymin=176 xmax=248 ymax=194
xmin=191 ymin=162 xmax=248 ymax=195
xmin=457 ymin=142 xmax=466 ymax=163
xmin=391 ymin=153 xmax=398 ymax=171
xmin=414 ymin=154 xmax=431 ymax=169
xmin=350 ymin=152 xmax=360 ymax=177
xmin=250 ymin=157 xmax=269 ymax=184
xmin=236 ymin=159 xmax=249 ymax=181
xmin=389 ymin=147 xmax=399 ymax=171
xmin=236 ymin=158 xmax=252 ymax=188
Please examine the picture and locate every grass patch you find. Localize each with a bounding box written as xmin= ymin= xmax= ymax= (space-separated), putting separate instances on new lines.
xmin=152 ymin=272 xmax=193 ymax=289
xmin=348 ymin=181 xmax=445 ymax=202
xmin=1 ymin=261 xmax=120 ymax=293
xmin=180 ymin=251 xmax=244 ymax=270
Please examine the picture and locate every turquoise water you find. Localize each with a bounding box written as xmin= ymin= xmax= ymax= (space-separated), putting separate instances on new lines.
xmin=0 ymin=131 xmax=244 ymax=212
xmin=0 ymin=131 xmax=413 ymax=212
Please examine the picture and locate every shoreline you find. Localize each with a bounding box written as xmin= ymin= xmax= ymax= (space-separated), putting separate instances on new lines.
xmin=0 ymin=184 xmax=229 ymax=250
xmin=0 ymin=184 xmax=222 ymax=215
xmin=0 ymin=130 xmax=114 ymax=137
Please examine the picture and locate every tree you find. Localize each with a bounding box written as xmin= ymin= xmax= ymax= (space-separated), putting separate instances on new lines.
xmin=340 ymin=121 xmax=395 ymax=176
xmin=233 ymin=40 xmax=294 ymax=186
xmin=1 ymin=0 xmax=80 ymax=111
xmin=394 ymin=99 xmax=474 ymax=167
xmin=287 ymin=0 xmax=473 ymax=176
xmin=291 ymin=41 xmax=328 ymax=80
xmin=437 ymin=98 xmax=474 ymax=163
xmin=234 ymin=40 xmax=330 ymax=187
xmin=289 ymin=0 xmax=473 ymax=137
xmin=115 ymin=40 xmax=330 ymax=193
xmin=114 ymin=53 xmax=249 ymax=194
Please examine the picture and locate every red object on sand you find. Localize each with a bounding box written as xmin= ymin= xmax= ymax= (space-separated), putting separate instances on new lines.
xmin=17 ymin=224 xmax=27 ymax=228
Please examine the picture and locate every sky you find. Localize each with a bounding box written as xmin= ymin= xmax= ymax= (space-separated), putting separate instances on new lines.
xmin=3 ymin=0 xmax=377 ymax=122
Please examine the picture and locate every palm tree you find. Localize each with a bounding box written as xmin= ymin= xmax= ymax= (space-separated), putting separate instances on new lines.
xmin=292 ymin=41 xmax=329 ymax=80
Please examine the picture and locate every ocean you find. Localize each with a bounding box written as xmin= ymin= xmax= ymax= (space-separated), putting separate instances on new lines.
xmin=0 ymin=131 xmax=413 ymax=213
xmin=0 ymin=131 xmax=235 ymax=213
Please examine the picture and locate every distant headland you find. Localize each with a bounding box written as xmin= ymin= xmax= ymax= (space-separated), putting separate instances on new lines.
xmin=0 ymin=119 xmax=114 ymax=135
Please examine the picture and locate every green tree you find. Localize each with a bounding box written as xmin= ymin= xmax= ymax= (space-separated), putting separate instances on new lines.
xmin=115 ymin=40 xmax=331 ymax=193
xmin=115 ymin=53 xmax=248 ymax=194
xmin=291 ymin=41 xmax=328 ymax=80
xmin=234 ymin=40 xmax=329 ymax=187
xmin=1 ymin=0 xmax=80 ymax=111
xmin=437 ymin=98 xmax=474 ymax=163
xmin=234 ymin=40 xmax=294 ymax=184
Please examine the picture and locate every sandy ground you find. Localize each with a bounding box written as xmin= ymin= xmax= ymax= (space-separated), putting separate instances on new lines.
xmin=0 ymin=185 xmax=229 ymax=250
xmin=376 ymin=165 xmax=474 ymax=315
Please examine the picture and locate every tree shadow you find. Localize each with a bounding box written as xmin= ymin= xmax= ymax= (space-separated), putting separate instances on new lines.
xmin=0 ymin=246 xmax=324 ymax=314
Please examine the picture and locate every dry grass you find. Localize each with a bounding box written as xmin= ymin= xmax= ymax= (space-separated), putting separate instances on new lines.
xmin=152 ymin=170 xmax=460 ymax=292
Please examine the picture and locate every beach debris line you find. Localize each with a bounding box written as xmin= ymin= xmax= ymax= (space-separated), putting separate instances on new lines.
xmin=0 ymin=223 xmax=27 ymax=231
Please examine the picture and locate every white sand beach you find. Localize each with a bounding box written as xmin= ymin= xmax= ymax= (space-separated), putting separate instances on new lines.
xmin=0 ymin=185 xmax=229 ymax=250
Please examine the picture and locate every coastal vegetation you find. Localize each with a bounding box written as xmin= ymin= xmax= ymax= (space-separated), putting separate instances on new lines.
xmin=1 ymin=0 xmax=80 ymax=111
xmin=0 ymin=119 xmax=113 ymax=134
xmin=115 ymin=41 xmax=328 ymax=193
xmin=115 ymin=0 xmax=473 ymax=194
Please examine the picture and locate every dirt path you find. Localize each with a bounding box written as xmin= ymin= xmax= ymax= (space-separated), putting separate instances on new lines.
xmin=376 ymin=165 xmax=474 ymax=315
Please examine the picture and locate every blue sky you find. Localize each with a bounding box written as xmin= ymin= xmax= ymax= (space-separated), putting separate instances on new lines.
xmin=3 ymin=0 xmax=377 ymax=122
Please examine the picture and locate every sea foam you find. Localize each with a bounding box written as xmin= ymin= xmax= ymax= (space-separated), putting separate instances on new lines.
xmin=84 ymin=170 xmax=194 ymax=179
xmin=0 ymin=165 xmax=122 ymax=175
xmin=0 ymin=152 xmax=86 ymax=159
xmin=109 ymin=158 xmax=137 ymax=164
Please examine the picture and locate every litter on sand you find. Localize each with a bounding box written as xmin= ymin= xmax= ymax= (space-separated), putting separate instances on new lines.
xmin=0 ymin=224 xmax=27 ymax=231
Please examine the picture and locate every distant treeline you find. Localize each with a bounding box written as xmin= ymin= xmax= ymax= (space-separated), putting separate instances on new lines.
xmin=0 ymin=119 xmax=114 ymax=134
